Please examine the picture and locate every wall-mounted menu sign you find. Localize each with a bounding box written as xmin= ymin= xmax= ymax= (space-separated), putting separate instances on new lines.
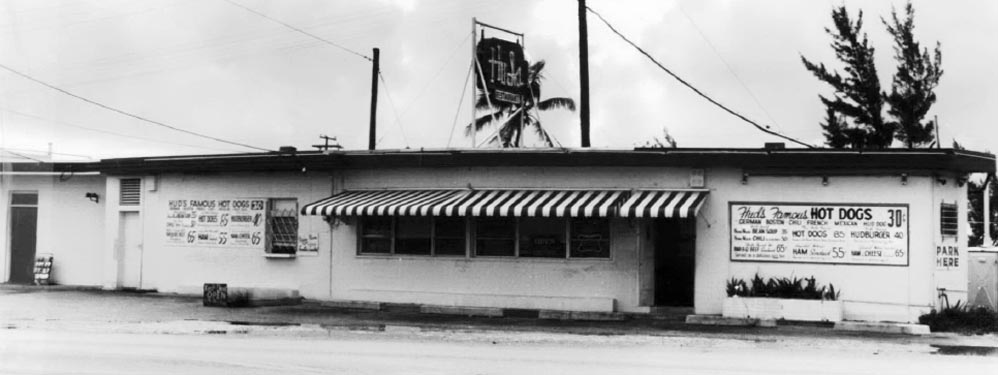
xmin=166 ymin=199 xmax=266 ymax=248
xmin=730 ymin=202 xmax=909 ymax=266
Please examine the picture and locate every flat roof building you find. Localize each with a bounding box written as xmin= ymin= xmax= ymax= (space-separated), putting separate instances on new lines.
xmin=2 ymin=147 xmax=993 ymax=322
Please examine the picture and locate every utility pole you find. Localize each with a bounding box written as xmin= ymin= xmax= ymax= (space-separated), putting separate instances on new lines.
xmin=578 ymin=0 xmax=591 ymax=148
xmin=369 ymin=48 xmax=380 ymax=151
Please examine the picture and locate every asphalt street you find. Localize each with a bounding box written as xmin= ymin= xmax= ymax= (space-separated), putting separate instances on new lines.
xmin=2 ymin=327 xmax=995 ymax=375
xmin=0 ymin=288 xmax=996 ymax=374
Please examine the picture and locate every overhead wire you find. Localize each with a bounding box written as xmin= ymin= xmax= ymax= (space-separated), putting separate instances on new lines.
xmin=377 ymin=72 xmax=410 ymax=148
xmin=221 ymin=0 xmax=373 ymax=61
xmin=586 ymin=5 xmax=814 ymax=148
xmin=447 ymin=62 xmax=474 ymax=148
xmin=0 ymin=62 xmax=272 ymax=152
xmin=677 ymin=6 xmax=785 ymax=134
xmin=0 ymin=107 xmax=240 ymax=153
xmin=0 ymin=147 xmax=93 ymax=159
xmin=1 ymin=149 xmax=47 ymax=162
xmin=398 ymin=32 xmax=471 ymax=117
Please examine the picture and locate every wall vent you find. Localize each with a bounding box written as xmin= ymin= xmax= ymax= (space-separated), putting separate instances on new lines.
xmin=120 ymin=178 xmax=141 ymax=206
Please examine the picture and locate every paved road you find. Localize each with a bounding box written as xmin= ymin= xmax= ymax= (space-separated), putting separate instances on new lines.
xmin=2 ymin=327 xmax=995 ymax=375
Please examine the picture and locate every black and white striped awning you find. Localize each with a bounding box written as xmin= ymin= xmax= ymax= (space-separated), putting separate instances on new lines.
xmin=617 ymin=190 xmax=707 ymax=218
xmin=301 ymin=189 xmax=707 ymax=218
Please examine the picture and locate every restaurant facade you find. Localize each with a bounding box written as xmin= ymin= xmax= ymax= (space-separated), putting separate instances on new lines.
xmin=2 ymin=147 xmax=993 ymax=323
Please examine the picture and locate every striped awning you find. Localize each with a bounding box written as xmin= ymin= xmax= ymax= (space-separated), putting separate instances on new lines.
xmin=617 ymin=190 xmax=708 ymax=218
xmin=301 ymin=189 xmax=627 ymax=217
xmin=302 ymin=189 xmax=708 ymax=218
xmin=300 ymin=190 xmax=466 ymax=217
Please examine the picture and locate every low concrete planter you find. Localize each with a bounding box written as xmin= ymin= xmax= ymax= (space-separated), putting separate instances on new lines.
xmin=722 ymin=297 xmax=843 ymax=322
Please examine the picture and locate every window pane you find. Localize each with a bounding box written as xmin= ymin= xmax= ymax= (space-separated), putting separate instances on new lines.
xmin=396 ymin=217 xmax=431 ymax=255
xmin=10 ymin=193 xmax=37 ymax=205
xmin=570 ymin=218 xmax=610 ymax=258
xmin=360 ymin=217 xmax=392 ymax=254
xmin=475 ymin=218 xmax=515 ymax=256
xmin=362 ymin=238 xmax=392 ymax=254
xmin=519 ymin=218 xmax=565 ymax=258
xmin=434 ymin=218 xmax=466 ymax=256
xmin=362 ymin=217 xmax=392 ymax=237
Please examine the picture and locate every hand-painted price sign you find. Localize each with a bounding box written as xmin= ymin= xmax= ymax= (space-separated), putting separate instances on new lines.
xmin=166 ymin=198 xmax=267 ymax=249
xmin=730 ymin=202 xmax=909 ymax=266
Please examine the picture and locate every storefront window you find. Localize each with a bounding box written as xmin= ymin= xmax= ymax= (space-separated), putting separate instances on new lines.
xmin=475 ymin=218 xmax=515 ymax=256
xmin=360 ymin=217 xmax=392 ymax=254
xmin=570 ymin=218 xmax=610 ymax=258
xmin=434 ymin=217 xmax=466 ymax=256
xmin=519 ymin=218 xmax=566 ymax=258
xmin=396 ymin=217 xmax=431 ymax=255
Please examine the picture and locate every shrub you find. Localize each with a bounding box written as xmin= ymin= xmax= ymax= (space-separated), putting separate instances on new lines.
xmin=726 ymin=274 xmax=839 ymax=301
xmin=918 ymin=302 xmax=998 ymax=334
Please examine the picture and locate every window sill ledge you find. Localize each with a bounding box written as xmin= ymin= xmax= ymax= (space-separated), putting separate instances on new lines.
xmin=264 ymin=253 xmax=296 ymax=259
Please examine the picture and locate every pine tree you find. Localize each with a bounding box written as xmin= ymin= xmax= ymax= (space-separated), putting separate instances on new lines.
xmin=802 ymin=6 xmax=894 ymax=148
xmin=883 ymin=2 xmax=943 ymax=148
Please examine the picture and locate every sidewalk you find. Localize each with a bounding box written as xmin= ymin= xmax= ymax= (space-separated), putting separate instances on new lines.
xmin=2 ymin=286 xmax=996 ymax=355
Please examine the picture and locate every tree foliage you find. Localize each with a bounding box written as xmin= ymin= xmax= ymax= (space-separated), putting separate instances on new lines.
xmin=467 ymin=60 xmax=575 ymax=147
xmin=803 ymin=2 xmax=942 ymax=149
xmin=802 ymin=6 xmax=892 ymax=149
xmin=883 ymin=2 xmax=943 ymax=148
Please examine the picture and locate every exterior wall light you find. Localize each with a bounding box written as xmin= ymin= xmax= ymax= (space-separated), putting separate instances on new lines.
xmin=85 ymin=192 xmax=100 ymax=203
xmin=741 ymin=172 xmax=748 ymax=185
xmin=822 ymin=176 xmax=829 ymax=186
xmin=901 ymin=173 xmax=908 ymax=186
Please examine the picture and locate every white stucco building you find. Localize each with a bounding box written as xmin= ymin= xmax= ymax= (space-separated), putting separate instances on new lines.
xmin=2 ymin=147 xmax=993 ymax=323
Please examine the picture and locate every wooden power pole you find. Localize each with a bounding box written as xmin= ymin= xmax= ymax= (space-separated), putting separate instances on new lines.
xmin=578 ymin=0 xmax=591 ymax=148
xmin=369 ymin=48 xmax=380 ymax=151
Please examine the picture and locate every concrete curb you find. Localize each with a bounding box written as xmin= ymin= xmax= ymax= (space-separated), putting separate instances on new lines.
xmin=318 ymin=300 xmax=383 ymax=310
xmin=420 ymin=305 xmax=503 ymax=317
xmin=685 ymin=314 xmax=759 ymax=327
xmin=834 ymin=321 xmax=931 ymax=335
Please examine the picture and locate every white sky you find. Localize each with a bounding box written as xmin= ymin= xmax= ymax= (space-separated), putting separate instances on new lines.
xmin=0 ymin=0 xmax=995 ymax=161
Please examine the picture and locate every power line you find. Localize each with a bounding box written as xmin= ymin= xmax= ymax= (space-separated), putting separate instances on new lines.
xmin=678 ymin=6 xmax=785 ymax=134
xmin=447 ymin=62 xmax=474 ymax=148
xmin=0 ymin=107 xmax=239 ymax=153
xmin=0 ymin=147 xmax=92 ymax=159
xmin=221 ymin=0 xmax=372 ymax=62
xmin=0 ymin=62 xmax=272 ymax=152
xmin=586 ymin=6 xmax=814 ymax=149
xmin=0 ymin=149 xmax=47 ymax=162
xmin=377 ymin=72 xmax=411 ymax=148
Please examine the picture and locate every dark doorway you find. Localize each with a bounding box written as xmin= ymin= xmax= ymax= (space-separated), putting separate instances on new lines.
xmin=653 ymin=218 xmax=696 ymax=306
xmin=9 ymin=193 xmax=39 ymax=284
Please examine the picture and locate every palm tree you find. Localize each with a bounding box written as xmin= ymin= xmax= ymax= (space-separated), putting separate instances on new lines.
xmin=467 ymin=60 xmax=576 ymax=147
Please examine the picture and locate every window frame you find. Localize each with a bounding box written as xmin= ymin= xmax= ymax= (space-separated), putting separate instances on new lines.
xmin=357 ymin=216 xmax=469 ymax=257
xmin=266 ymin=198 xmax=299 ymax=255
xmin=354 ymin=216 xmax=613 ymax=260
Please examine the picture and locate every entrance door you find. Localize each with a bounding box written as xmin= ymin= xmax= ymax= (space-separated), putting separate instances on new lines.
xmin=8 ymin=194 xmax=38 ymax=284
xmin=117 ymin=212 xmax=142 ymax=289
xmin=653 ymin=218 xmax=696 ymax=306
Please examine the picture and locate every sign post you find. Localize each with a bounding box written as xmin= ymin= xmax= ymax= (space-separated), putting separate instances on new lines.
xmin=470 ymin=19 xmax=527 ymax=147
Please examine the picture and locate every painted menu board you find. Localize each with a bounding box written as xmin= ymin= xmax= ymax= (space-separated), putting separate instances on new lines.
xmin=166 ymin=198 xmax=266 ymax=248
xmin=730 ymin=202 xmax=908 ymax=266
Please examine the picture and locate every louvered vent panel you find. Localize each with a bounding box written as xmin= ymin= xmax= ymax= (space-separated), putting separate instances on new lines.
xmin=120 ymin=178 xmax=141 ymax=206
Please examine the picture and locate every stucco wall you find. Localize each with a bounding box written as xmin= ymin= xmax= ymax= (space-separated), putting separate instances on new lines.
xmin=107 ymin=172 xmax=332 ymax=297
xmin=1 ymin=174 xmax=105 ymax=286
xmin=695 ymin=168 xmax=964 ymax=322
